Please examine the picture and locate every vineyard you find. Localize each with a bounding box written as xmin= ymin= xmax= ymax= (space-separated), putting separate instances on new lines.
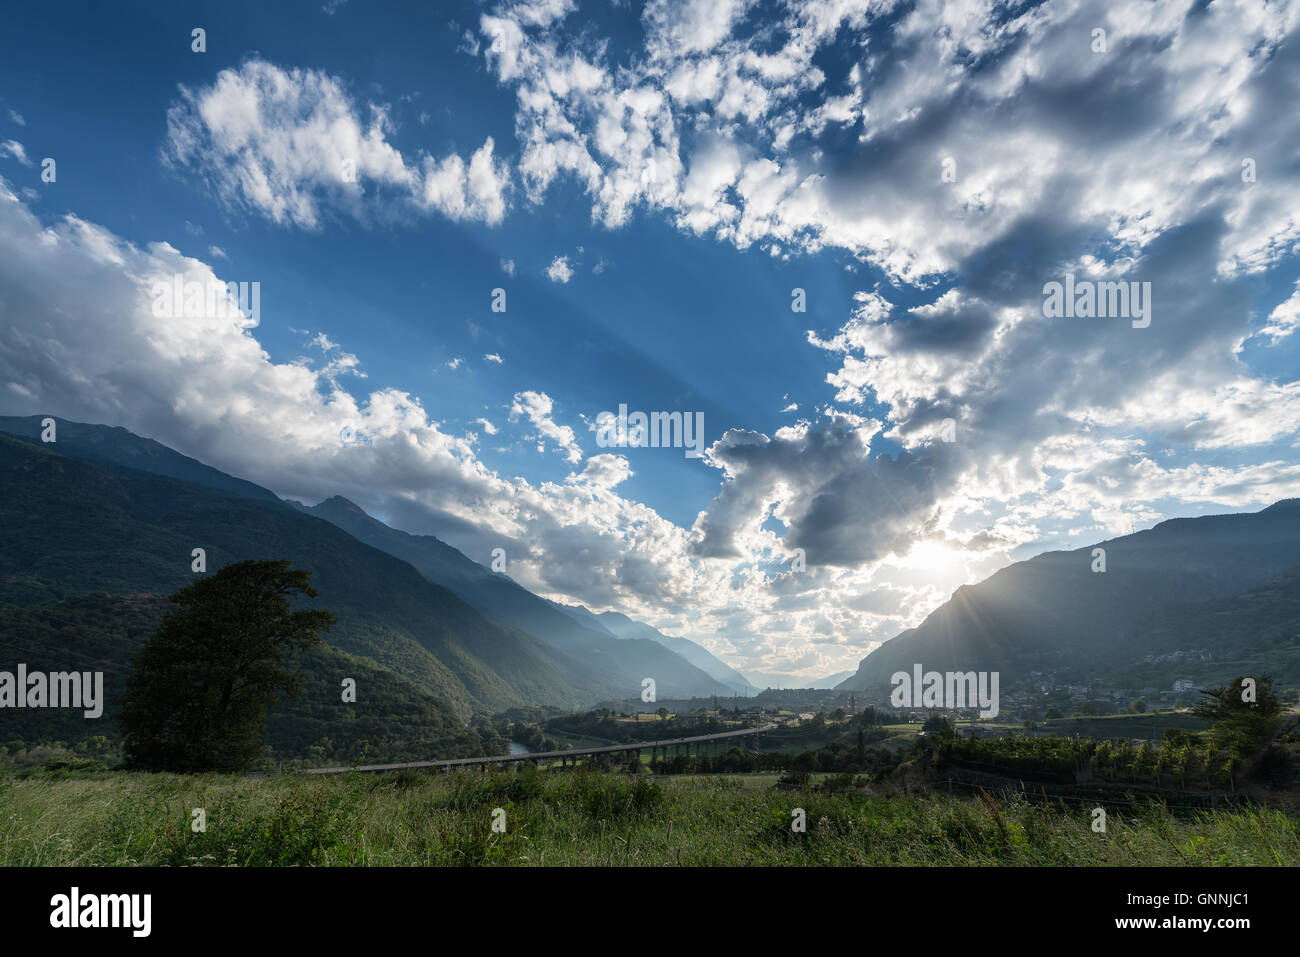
xmin=939 ymin=733 xmax=1245 ymax=791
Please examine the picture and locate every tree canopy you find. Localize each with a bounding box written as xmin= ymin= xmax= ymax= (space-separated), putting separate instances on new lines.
xmin=1193 ymin=674 xmax=1282 ymax=765
xmin=120 ymin=560 xmax=335 ymax=772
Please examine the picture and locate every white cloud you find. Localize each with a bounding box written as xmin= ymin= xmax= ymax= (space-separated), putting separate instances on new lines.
xmin=509 ymin=389 xmax=583 ymax=463
xmin=642 ymin=0 xmax=752 ymax=59
xmin=568 ymin=452 xmax=632 ymax=488
xmin=1260 ymin=280 xmax=1300 ymax=344
xmin=299 ymin=328 xmax=366 ymax=385
xmin=165 ymin=59 xmax=511 ymax=229
xmin=419 ymin=137 xmax=511 ymax=224
xmin=0 ymin=140 xmax=31 ymax=167
xmin=0 ymin=186 xmax=749 ymax=664
xmin=546 ymin=255 xmax=573 ymax=283
xmin=473 ymin=0 xmax=1300 ymax=285
xmin=484 ymin=352 xmax=503 ymax=364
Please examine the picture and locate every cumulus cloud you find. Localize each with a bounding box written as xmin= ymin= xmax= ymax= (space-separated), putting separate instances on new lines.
xmin=164 ymin=58 xmax=511 ymax=229
xmin=568 ymin=452 xmax=632 ymax=488
xmin=546 ymin=255 xmax=572 ymax=282
xmin=473 ymin=0 xmax=1300 ymax=283
xmin=0 ymin=184 xmax=747 ymax=660
xmin=509 ymin=389 xmax=583 ymax=463
xmin=694 ymin=420 xmax=966 ymax=569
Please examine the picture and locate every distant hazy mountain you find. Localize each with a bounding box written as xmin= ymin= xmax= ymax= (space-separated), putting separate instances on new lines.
xmin=745 ymin=671 xmax=856 ymax=691
xmin=548 ymin=601 xmax=758 ymax=695
xmin=837 ymin=501 xmax=1300 ymax=690
xmin=814 ymin=670 xmax=857 ymax=689
xmin=301 ymin=497 xmax=735 ymax=700
xmin=0 ymin=422 xmax=609 ymax=716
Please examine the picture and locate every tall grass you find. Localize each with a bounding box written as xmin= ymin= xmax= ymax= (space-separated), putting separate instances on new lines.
xmin=1 ymin=766 xmax=1296 ymax=866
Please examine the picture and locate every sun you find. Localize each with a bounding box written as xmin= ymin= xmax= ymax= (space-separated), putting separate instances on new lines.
xmin=899 ymin=540 xmax=970 ymax=580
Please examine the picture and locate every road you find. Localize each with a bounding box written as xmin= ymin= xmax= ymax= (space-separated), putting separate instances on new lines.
xmin=304 ymin=721 xmax=780 ymax=775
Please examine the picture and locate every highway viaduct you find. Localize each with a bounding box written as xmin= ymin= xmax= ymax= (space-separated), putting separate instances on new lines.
xmin=304 ymin=722 xmax=779 ymax=776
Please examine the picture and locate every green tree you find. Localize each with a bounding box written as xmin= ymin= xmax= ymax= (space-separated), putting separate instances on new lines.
xmin=120 ymin=560 xmax=335 ymax=772
xmin=1193 ymin=674 xmax=1282 ymax=766
xmin=1131 ymin=699 xmax=1147 ymax=714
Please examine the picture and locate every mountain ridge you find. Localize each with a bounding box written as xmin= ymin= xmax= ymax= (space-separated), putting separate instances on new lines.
xmin=837 ymin=501 xmax=1300 ymax=690
xmin=301 ymin=494 xmax=736 ymax=700
xmin=0 ymin=428 xmax=607 ymax=716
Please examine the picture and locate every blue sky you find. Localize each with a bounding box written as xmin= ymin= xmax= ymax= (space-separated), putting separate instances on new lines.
xmin=2 ymin=0 xmax=1299 ymax=684
xmin=0 ymin=0 xmax=890 ymax=528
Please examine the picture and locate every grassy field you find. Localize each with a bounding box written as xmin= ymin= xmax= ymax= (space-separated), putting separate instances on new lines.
xmin=2 ymin=766 xmax=1297 ymax=866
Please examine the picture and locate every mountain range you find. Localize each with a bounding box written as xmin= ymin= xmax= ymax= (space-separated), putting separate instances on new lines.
xmin=837 ymin=500 xmax=1300 ymax=691
xmin=0 ymin=416 xmax=741 ymax=745
xmin=297 ymin=493 xmax=738 ymax=698
xmin=4 ymin=413 xmax=1297 ymax=763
